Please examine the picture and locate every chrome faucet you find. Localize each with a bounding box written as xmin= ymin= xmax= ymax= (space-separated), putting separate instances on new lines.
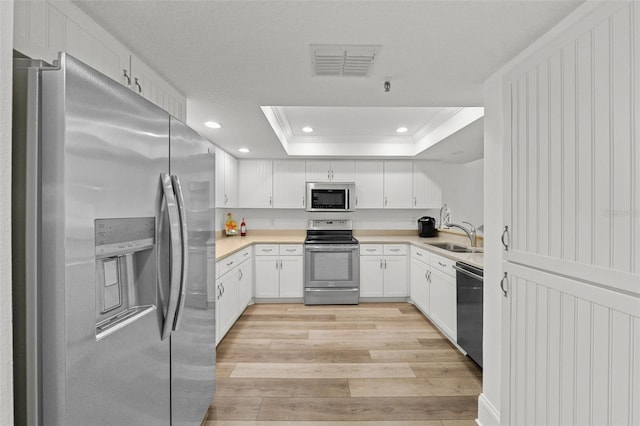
xmin=445 ymin=221 xmax=477 ymax=247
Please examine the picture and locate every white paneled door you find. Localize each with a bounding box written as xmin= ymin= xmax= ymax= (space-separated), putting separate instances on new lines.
xmin=502 ymin=2 xmax=640 ymax=425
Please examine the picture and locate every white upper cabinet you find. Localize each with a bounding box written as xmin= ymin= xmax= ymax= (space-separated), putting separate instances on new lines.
xmin=306 ymin=160 xmax=355 ymax=182
xmin=412 ymin=161 xmax=443 ymax=209
xmin=238 ymin=160 xmax=273 ymax=208
xmin=13 ymin=0 xmax=186 ymax=120
xmin=273 ymin=160 xmax=306 ymax=208
xmin=354 ymin=160 xmax=384 ymax=209
xmin=215 ymin=147 xmax=238 ymax=208
xmin=129 ymin=56 xmax=186 ymax=120
xmin=383 ymin=161 xmax=413 ymax=208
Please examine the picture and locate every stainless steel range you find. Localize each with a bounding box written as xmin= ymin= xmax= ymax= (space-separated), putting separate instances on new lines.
xmin=304 ymin=220 xmax=360 ymax=305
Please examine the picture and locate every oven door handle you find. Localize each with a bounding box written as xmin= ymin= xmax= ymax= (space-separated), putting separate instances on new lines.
xmin=304 ymin=244 xmax=360 ymax=251
xmin=305 ymin=288 xmax=359 ymax=292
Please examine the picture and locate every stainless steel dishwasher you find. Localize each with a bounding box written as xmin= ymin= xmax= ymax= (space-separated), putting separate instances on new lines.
xmin=453 ymin=262 xmax=483 ymax=368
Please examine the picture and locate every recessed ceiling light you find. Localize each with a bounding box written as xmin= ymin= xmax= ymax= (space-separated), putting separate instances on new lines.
xmin=238 ymin=147 xmax=250 ymax=153
xmin=396 ymin=127 xmax=408 ymax=133
xmin=302 ymin=126 xmax=314 ymax=133
xmin=204 ymin=121 xmax=222 ymax=129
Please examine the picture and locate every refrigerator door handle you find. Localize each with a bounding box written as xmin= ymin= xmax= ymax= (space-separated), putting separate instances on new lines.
xmin=160 ymin=173 xmax=183 ymax=340
xmin=171 ymin=174 xmax=189 ymax=331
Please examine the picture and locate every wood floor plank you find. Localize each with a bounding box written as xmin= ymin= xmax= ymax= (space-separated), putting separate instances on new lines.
xmin=205 ymin=396 xmax=262 ymax=421
xmin=238 ymin=314 xmax=337 ymax=322
xmin=215 ymin=363 xmax=236 ymax=378
xmin=256 ymin=396 xmax=478 ymax=421
xmin=369 ymin=349 xmax=468 ymax=362
xmin=217 ymin=349 xmax=372 ymax=363
xmin=214 ymin=378 xmax=350 ymax=397
xmin=268 ymin=338 xmax=424 ymax=351
xmin=203 ymin=422 xmax=442 ymax=426
xmin=308 ymin=329 xmax=438 ymax=340
xmin=217 ymin=339 xmax=272 ymax=351
xmin=410 ymin=362 xmax=483 ymax=378
xmin=229 ymin=362 xmax=416 ymax=379
xmin=223 ymin=329 xmax=309 ymax=340
xmin=232 ymin=321 xmax=376 ymax=331
xmin=348 ymin=377 xmax=482 ymax=397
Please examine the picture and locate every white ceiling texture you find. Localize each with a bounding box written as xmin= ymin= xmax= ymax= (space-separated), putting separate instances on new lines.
xmin=73 ymin=0 xmax=583 ymax=162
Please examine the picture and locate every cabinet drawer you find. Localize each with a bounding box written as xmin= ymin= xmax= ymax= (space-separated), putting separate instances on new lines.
xmin=430 ymin=253 xmax=455 ymax=277
xmin=255 ymin=244 xmax=279 ymax=256
xmin=384 ymin=244 xmax=407 ymax=255
xmin=360 ymin=244 xmax=383 ymax=255
xmin=237 ymin=246 xmax=252 ymax=263
xmin=279 ymin=244 xmax=303 ymax=256
xmin=410 ymin=246 xmax=430 ymax=263
xmin=217 ymin=254 xmax=238 ymax=277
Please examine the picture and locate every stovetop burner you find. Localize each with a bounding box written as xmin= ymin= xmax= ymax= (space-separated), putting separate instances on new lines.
xmin=304 ymin=219 xmax=358 ymax=245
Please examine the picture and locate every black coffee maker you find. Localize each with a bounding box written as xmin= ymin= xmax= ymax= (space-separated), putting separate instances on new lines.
xmin=418 ymin=216 xmax=437 ymax=237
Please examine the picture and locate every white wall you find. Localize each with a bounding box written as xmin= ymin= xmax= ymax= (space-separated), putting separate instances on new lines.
xmin=216 ymin=160 xmax=484 ymax=234
xmin=1 ymin=1 xmax=15 ymax=424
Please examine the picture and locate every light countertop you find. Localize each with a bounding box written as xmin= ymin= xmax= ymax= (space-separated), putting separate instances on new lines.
xmin=216 ymin=229 xmax=483 ymax=269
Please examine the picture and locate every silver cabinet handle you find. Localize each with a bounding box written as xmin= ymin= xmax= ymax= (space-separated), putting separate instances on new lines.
xmin=275 ymin=260 xmax=279 ymax=269
xmin=302 ymin=196 xmax=305 ymax=206
xmin=171 ymin=174 xmax=189 ymax=332
xmin=327 ymin=170 xmax=331 ymax=180
xmin=159 ymin=173 xmax=182 ymax=340
xmin=123 ymin=69 xmax=131 ymax=86
xmin=414 ymin=197 xmax=417 ymax=206
xmin=269 ymin=196 xmax=272 ymax=206
xmin=425 ymin=272 xmax=428 ymax=280
xmin=501 ymin=226 xmax=510 ymax=251
xmin=227 ymin=260 xmax=234 ymax=267
xmin=416 ymin=251 xmax=423 ymax=256
xmin=331 ymin=170 xmax=334 ymax=180
xmin=355 ymin=196 xmax=358 ymax=206
xmin=280 ymin=260 xmax=283 ymax=269
xmin=285 ymin=249 xmax=295 ymax=252
xmin=221 ymin=283 xmax=225 ymax=295
xmin=366 ymin=248 xmax=376 ymax=252
xmin=238 ymin=269 xmax=243 ymax=280
xmin=384 ymin=259 xmax=387 ymax=269
xmin=134 ymin=77 xmax=142 ymax=94
xmin=379 ymin=259 xmax=383 ymax=269
xmin=224 ymin=194 xmax=228 ymax=205
xmin=438 ymin=261 xmax=446 ymax=267
xmin=500 ymin=272 xmax=508 ymax=297
xmin=262 ymin=248 xmax=273 ymax=253
xmin=385 ymin=196 xmax=388 ymax=206
xmin=390 ymin=248 xmax=400 ymax=252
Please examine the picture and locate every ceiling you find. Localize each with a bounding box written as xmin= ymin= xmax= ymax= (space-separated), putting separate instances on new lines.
xmin=72 ymin=0 xmax=584 ymax=162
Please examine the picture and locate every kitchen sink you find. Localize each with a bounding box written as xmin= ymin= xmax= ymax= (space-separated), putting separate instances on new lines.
xmin=426 ymin=242 xmax=483 ymax=253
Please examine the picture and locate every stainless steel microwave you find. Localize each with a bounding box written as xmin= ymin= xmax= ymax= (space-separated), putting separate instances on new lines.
xmin=306 ymin=182 xmax=356 ymax=212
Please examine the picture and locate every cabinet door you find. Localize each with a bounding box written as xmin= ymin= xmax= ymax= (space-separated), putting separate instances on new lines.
xmin=224 ymin=153 xmax=238 ymax=207
xmin=14 ymin=0 xmax=66 ymax=66
xmin=359 ymin=256 xmax=384 ymax=297
xmin=218 ymin=269 xmax=239 ymax=341
xmin=254 ymin=256 xmax=280 ymax=298
xmin=410 ymin=258 xmax=430 ymax=314
xmin=413 ymin=161 xmax=443 ymax=209
xmin=214 ymin=277 xmax=222 ymax=345
xmin=429 ymin=268 xmax=456 ymax=340
xmin=354 ymin=161 xmax=384 ymax=208
xmin=305 ymin=160 xmax=331 ymax=182
xmin=238 ymin=160 xmax=273 ymax=208
xmin=279 ymin=256 xmax=304 ymax=297
xmin=383 ymin=161 xmax=413 ymax=208
xmin=237 ymin=260 xmax=253 ymax=310
xmin=330 ymin=160 xmax=355 ymax=182
xmin=273 ymin=160 xmax=306 ymax=208
xmin=383 ymin=256 xmax=408 ymax=297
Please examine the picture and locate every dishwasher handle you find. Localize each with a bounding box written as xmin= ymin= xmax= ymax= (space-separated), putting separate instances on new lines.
xmin=453 ymin=264 xmax=484 ymax=281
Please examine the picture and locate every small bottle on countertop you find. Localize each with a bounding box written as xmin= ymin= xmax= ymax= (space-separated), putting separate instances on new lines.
xmin=240 ymin=218 xmax=246 ymax=236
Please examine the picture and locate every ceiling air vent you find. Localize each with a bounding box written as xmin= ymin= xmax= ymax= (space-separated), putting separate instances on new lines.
xmin=310 ymin=44 xmax=381 ymax=77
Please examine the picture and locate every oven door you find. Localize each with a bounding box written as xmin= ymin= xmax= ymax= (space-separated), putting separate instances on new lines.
xmin=304 ymin=244 xmax=360 ymax=289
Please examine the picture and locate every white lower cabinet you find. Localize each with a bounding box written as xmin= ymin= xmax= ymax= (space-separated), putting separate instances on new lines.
xmin=254 ymin=245 xmax=303 ymax=298
xmin=359 ymin=244 xmax=408 ymax=297
xmin=215 ymin=247 xmax=253 ymax=345
xmin=427 ymin=253 xmax=457 ymax=341
xmin=409 ymin=247 xmax=430 ymax=315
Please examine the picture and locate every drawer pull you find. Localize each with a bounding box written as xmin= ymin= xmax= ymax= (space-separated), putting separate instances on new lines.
xmin=438 ymin=261 xmax=446 ymax=267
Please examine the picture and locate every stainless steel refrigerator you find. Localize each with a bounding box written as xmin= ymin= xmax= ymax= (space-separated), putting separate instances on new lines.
xmin=12 ymin=52 xmax=216 ymax=425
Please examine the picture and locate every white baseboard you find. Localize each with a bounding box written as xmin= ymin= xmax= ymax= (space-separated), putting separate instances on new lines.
xmin=477 ymin=393 xmax=500 ymax=426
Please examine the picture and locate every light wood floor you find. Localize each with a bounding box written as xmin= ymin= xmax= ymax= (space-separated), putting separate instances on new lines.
xmin=203 ymin=302 xmax=482 ymax=425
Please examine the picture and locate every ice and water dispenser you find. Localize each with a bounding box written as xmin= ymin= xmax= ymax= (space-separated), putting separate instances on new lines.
xmin=94 ymin=217 xmax=156 ymax=340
